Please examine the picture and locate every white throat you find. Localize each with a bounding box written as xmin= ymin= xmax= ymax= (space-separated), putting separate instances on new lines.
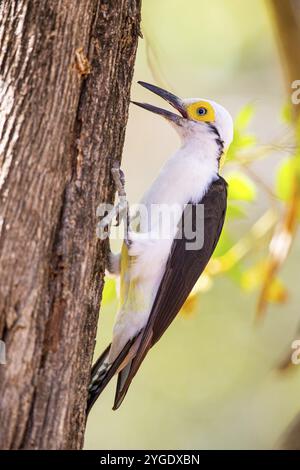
xmin=141 ymin=132 xmax=220 ymax=211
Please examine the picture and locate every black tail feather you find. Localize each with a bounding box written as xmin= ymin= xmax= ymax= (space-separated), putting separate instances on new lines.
xmin=86 ymin=339 xmax=135 ymax=416
xmin=113 ymin=361 xmax=133 ymax=410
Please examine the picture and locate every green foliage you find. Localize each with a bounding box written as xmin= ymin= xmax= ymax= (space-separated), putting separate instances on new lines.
xmin=226 ymin=104 xmax=256 ymax=161
xmin=226 ymin=203 xmax=246 ymax=219
xmin=235 ymin=103 xmax=255 ymax=130
xmin=227 ymin=171 xmax=257 ymax=201
xmin=213 ymin=229 xmax=234 ymax=258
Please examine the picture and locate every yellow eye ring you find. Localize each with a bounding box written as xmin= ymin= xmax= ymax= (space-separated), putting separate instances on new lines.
xmin=186 ymin=101 xmax=215 ymax=122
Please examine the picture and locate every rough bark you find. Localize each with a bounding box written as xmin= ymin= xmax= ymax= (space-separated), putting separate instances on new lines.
xmin=268 ymin=0 xmax=300 ymax=450
xmin=0 ymin=0 xmax=141 ymax=450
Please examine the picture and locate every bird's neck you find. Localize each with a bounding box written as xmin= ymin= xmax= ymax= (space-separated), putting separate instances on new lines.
xmin=142 ymin=138 xmax=219 ymax=209
xmin=176 ymin=135 xmax=220 ymax=175
xmin=176 ymin=122 xmax=224 ymax=172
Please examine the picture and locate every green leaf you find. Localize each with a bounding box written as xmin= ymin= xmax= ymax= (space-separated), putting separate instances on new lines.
xmin=226 ymin=140 xmax=239 ymax=161
xmin=235 ymin=103 xmax=255 ymax=130
xmin=213 ymin=229 xmax=233 ymax=258
xmin=226 ymin=105 xmax=256 ymax=162
xmin=227 ymin=203 xmax=246 ymax=219
xmin=238 ymin=134 xmax=256 ymax=148
xmin=227 ymin=171 xmax=257 ymax=201
xmin=226 ymin=133 xmax=256 ymax=162
xmin=228 ymin=262 xmax=243 ymax=284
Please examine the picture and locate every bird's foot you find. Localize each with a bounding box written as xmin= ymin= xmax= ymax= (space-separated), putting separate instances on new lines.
xmin=111 ymin=161 xmax=126 ymax=198
xmin=111 ymin=161 xmax=130 ymax=240
xmin=97 ymin=161 xmax=129 ymax=239
xmin=97 ymin=205 xmax=118 ymax=239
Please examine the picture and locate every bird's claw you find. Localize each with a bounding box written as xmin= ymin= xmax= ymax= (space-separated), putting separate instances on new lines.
xmin=111 ymin=161 xmax=126 ymax=197
xmin=96 ymin=160 xmax=131 ymax=243
xmin=110 ymin=161 xmax=130 ymax=241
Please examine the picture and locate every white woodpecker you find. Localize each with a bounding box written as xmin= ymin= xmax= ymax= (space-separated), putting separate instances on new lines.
xmin=87 ymin=81 xmax=234 ymax=413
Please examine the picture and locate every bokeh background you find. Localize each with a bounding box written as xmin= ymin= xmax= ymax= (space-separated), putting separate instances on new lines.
xmin=85 ymin=0 xmax=300 ymax=449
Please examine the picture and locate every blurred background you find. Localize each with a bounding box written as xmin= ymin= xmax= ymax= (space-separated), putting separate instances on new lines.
xmin=85 ymin=0 xmax=300 ymax=449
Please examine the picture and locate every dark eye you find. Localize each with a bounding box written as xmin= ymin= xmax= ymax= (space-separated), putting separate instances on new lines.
xmin=197 ymin=107 xmax=207 ymax=116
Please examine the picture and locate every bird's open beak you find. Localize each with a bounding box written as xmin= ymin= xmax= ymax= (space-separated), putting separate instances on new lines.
xmin=131 ymin=81 xmax=187 ymax=124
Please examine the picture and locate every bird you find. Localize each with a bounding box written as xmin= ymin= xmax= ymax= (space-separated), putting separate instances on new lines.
xmin=87 ymin=81 xmax=234 ymax=413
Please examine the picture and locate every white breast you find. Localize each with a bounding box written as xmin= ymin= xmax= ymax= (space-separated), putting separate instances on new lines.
xmin=109 ymin=135 xmax=220 ymax=362
xmin=130 ymin=137 xmax=219 ymax=280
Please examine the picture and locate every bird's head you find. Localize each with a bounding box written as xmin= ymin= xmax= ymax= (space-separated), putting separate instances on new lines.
xmin=132 ymin=81 xmax=234 ymax=167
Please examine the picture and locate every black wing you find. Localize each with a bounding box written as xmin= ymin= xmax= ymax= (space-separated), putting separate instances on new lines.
xmin=113 ymin=176 xmax=227 ymax=408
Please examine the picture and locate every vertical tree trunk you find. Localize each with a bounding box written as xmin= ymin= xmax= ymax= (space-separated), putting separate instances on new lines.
xmin=0 ymin=0 xmax=141 ymax=450
xmin=269 ymin=0 xmax=300 ymax=116
xmin=268 ymin=0 xmax=300 ymax=450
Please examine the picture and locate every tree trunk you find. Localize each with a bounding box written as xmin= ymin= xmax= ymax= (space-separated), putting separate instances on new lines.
xmin=268 ymin=0 xmax=300 ymax=117
xmin=0 ymin=0 xmax=141 ymax=450
xmin=268 ymin=0 xmax=300 ymax=450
